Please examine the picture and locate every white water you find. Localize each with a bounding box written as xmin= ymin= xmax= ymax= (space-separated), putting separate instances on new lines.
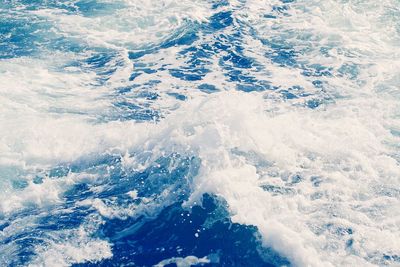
xmin=1 ymin=0 xmax=400 ymax=266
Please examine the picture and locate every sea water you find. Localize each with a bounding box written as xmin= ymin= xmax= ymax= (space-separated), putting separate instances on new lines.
xmin=0 ymin=0 xmax=399 ymax=266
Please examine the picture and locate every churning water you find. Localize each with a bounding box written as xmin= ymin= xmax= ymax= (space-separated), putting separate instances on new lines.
xmin=0 ymin=0 xmax=400 ymax=266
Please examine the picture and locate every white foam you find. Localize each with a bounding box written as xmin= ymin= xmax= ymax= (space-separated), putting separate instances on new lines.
xmin=154 ymin=255 xmax=210 ymax=267
xmin=1 ymin=0 xmax=400 ymax=266
xmin=28 ymin=216 xmax=112 ymax=267
xmin=3 ymin=90 xmax=397 ymax=265
xmin=30 ymin=0 xmax=210 ymax=50
xmin=165 ymin=91 xmax=400 ymax=266
xmin=90 ymin=89 xmax=397 ymax=266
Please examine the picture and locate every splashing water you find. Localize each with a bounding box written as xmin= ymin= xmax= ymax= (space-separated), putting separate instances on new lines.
xmin=0 ymin=0 xmax=399 ymax=266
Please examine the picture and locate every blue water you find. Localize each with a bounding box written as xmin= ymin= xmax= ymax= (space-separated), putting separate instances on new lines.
xmin=1 ymin=0 xmax=400 ymax=266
